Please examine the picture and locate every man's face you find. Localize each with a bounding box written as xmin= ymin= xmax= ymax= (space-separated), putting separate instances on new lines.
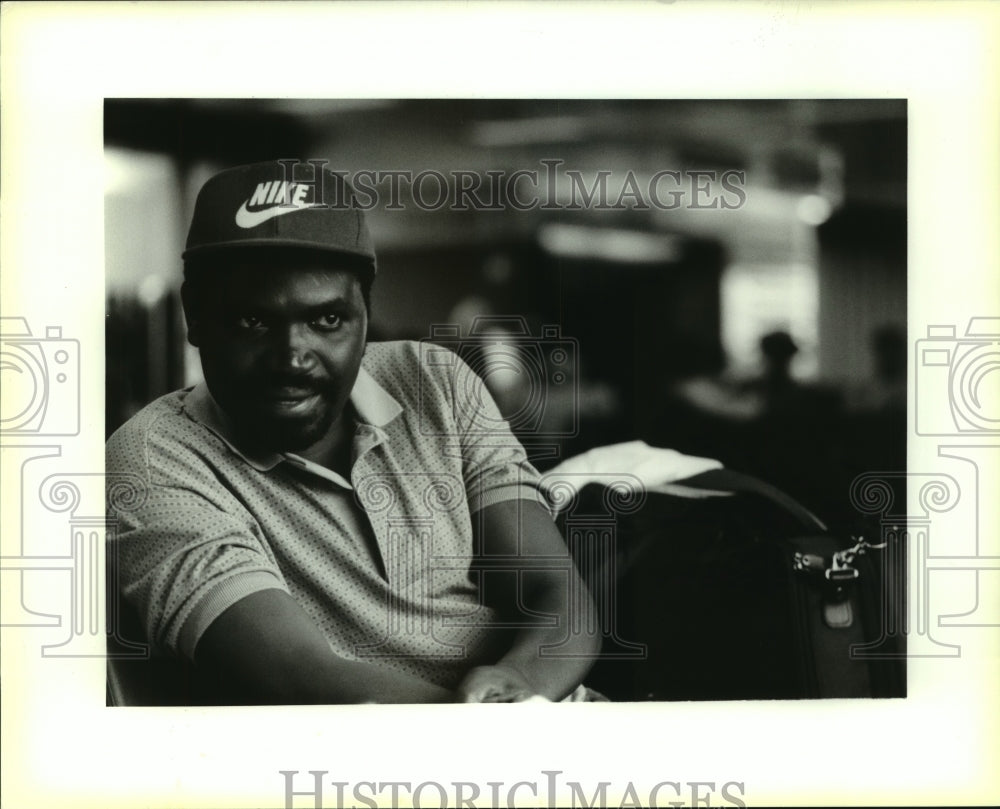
xmin=185 ymin=255 xmax=369 ymax=455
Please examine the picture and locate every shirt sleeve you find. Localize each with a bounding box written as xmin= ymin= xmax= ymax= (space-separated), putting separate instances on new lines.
xmin=441 ymin=350 xmax=553 ymax=516
xmin=107 ymin=419 xmax=289 ymax=661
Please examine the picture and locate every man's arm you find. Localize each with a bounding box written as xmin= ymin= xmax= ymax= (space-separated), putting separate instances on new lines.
xmin=459 ymin=499 xmax=602 ymax=702
xmin=194 ymin=589 xmax=453 ymax=704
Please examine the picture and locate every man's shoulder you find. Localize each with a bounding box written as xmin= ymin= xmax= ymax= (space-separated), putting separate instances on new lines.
xmin=105 ymin=389 xmax=208 ymax=476
xmin=362 ymin=340 xmax=447 ymax=391
xmin=362 ymin=339 xmax=469 ymax=409
xmin=363 ymin=339 xmax=465 ymax=380
xmin=362 ymin=339 xmax=422 ymax=370
xmin=107 ymin=389 xmax=188 ymax=443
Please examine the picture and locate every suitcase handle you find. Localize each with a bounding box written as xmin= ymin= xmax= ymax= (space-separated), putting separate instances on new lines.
xmin=673 ymin=468 xmax=828 ymax=533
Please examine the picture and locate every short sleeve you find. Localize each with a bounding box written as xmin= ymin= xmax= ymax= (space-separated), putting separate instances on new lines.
xmin=107 ymin=414 xmax=289 ymax=660
xmin=440 ymin=352 xmax=552 ymax=516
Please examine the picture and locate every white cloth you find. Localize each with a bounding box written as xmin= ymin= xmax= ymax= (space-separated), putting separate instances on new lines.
xmin=541 ymin=440 xmax=728 ymax=512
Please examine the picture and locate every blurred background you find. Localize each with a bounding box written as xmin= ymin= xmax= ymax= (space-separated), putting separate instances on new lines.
xmin=105 ymin=99 xmax=906 ymax=529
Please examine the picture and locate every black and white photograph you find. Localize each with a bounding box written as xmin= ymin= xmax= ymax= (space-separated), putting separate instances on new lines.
xmin=2 ymin=4 xmax=998 ymax=809
xmin=104 ymin=98 xmax=908 ymax=708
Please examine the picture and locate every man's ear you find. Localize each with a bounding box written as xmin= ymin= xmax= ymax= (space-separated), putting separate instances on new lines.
xmin=179 ymin=281 xmax=201 ymax=347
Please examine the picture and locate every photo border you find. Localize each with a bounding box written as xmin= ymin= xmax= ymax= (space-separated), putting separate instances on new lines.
xmin=2 ymin=2 xmax=998 ymax=807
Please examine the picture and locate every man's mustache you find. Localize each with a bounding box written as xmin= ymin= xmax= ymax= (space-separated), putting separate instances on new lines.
xmin=256 ymin=371 xmax=332 ymax=395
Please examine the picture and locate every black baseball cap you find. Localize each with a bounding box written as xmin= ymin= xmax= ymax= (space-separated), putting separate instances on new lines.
xmin=183 ymin=161 xmax=376 ymax=273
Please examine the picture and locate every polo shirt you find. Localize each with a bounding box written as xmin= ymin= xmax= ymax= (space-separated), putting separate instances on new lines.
xmin=106 ymin=340 xmax=550 ymax=689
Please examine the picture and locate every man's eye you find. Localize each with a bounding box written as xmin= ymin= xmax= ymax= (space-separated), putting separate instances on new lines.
xmin=312 ymin=313 xmax=342 ymax=331
xmin=235 ymin=315 xmax=266 ymax=331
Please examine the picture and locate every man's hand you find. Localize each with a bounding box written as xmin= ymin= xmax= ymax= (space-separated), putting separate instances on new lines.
xmin=456 ymin=664 xmax=548 ymax=703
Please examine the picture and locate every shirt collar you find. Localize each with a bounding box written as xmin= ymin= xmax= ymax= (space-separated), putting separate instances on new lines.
xmin=349 ymin=363 xmax=404 ymax=428
xmin=182 ymin=364 xmax=403 ymax=473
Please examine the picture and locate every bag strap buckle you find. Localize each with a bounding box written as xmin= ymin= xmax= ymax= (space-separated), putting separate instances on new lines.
xmin=794 ymin=535 xmax=887 ymax=583
xmin=826 ymin=553 xmax=860 ymax=581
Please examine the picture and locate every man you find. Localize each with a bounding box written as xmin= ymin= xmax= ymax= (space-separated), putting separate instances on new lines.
xmin=106 ymin=161 xmax=601 ymax=704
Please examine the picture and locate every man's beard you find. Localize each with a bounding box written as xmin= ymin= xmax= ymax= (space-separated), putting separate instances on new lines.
xmin=226 ymin=375 xmax=344 ymax=453
xmin=253 ymin=405 xmax=337 ymax=452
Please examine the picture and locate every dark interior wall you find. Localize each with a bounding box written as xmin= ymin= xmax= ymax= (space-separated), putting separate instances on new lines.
xmin=369 ymin=246 xmax=503 ymax=339
xmin=815 ymin=113 xmax=907 ymax=383
xmin=360 ymin=236 xmax=727 ymax=475
xmin=371 ymin=237 xmax=725 ymax=427
xmin=105 ymin=100 xmax=313 ymax=166
xmin=817 ymin=205 xmax=907 ymax=383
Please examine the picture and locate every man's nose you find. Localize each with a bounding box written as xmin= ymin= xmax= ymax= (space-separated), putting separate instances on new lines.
xmin=270 ymin=322 xmax=316 ymax=371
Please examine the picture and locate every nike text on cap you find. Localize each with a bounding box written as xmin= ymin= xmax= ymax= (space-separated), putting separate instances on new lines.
xmin=183 ymin=160 xmax=376 ymax=273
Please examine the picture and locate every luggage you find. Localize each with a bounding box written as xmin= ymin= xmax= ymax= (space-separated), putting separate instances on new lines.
xmin=566 ymin=469 xmax=906 ymax=701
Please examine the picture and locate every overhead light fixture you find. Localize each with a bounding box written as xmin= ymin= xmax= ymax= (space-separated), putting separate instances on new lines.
xmin=472 ymin=116 xmax=589 ymax=147
xmin=538 ymin=223 xmax=682 ymax=264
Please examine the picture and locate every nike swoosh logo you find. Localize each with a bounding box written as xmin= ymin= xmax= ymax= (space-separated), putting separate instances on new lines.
xmin=234 ymin=201 xmax=318 ymax=229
